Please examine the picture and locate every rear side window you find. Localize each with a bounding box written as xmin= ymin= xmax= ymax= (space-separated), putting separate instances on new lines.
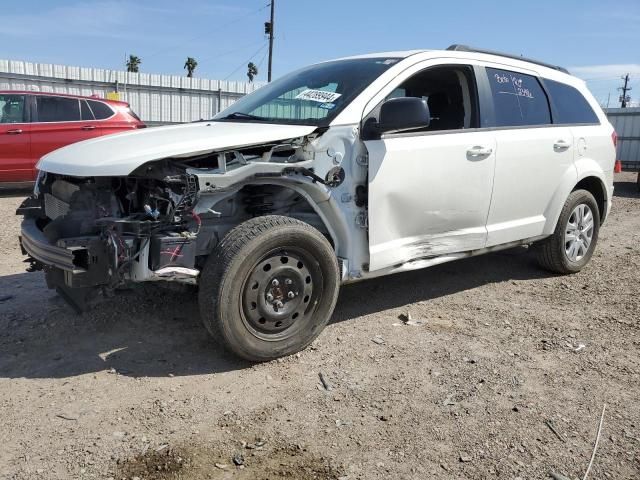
xmin=0 ymin=94 xmax=26 ymax=123
xmin=37 ymin=96 xmax=80 ymax=122
xmin=80 ymin=100 xmax=94 ymax=120
xmin=486 ymin=67 xmax=551 ymax=127
xmin=544 ymin=80 xmax=600 ymax=124
xmin=87 ymin=100 xmax=114 ymax=120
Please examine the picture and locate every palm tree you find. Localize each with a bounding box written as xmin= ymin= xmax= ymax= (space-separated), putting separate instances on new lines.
xmin=247 ymin=62 xmax=258 ymax=82
xmin=184 ymin=57 xmax=198 ymax=78
xmin=126 ymin=55 xmax=141 ymax=73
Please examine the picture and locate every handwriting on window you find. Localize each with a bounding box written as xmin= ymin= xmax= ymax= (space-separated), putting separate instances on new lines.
xmin=494 ymin=73 xmax=534 ymax=99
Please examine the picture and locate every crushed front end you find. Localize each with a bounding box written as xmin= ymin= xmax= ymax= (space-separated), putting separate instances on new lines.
xmin=18 ymin=165 xmax=201 ymax=311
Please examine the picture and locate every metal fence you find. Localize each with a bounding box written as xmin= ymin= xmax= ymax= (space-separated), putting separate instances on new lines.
xmin=0 ymin=59 xmax=265 ymax=125
xmin=606 ymin=107 xmax=640 ymax=171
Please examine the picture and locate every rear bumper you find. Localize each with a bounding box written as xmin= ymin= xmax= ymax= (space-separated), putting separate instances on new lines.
xmin=19 ymin=218 xmax=83 ymax=273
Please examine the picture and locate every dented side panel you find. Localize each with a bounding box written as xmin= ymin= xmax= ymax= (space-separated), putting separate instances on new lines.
xmin=365 ymin=131 xmax=496 ymax=271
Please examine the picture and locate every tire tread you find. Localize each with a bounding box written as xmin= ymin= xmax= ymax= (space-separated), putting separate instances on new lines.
xmin=534 ymin=189 xmax=600 ymax=274
xmin=198 ymin=215 xmax=337 ymax=359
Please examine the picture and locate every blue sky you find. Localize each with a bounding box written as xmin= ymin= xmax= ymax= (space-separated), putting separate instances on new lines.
xmin=1 ymin=0 xmax=639 ymax=106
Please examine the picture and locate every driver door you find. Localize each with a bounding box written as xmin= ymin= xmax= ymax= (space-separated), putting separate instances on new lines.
xmin=363 ymin=63 xmax=496 ymax=271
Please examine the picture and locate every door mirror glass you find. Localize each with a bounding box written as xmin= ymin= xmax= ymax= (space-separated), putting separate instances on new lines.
xmin=376 ymin=97 xmax=430 ymax=135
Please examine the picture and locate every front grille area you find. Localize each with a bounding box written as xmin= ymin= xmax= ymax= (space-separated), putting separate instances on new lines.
xmin=44 ymin=179 xmax=80 ymax=220
xmin=44 ymin=193 xmax=70 ymax=220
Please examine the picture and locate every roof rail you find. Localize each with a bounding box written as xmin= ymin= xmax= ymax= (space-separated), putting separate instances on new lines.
xmin=446 ymin=44 xmax=570 ymax=74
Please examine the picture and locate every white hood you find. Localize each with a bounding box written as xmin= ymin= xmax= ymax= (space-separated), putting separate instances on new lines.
xmin=37 ymin=122 xmax=318 ymax=177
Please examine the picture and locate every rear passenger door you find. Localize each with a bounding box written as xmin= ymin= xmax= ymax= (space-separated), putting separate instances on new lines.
xmin=31 ymin=96 xmax=102 ymax=163
xmin=481 ymin=66 xmax=575 ymax=247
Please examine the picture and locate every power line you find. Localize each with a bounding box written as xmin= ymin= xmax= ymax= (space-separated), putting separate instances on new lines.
xmin=582 ymin=77 xmax=624 ymax=82
xmin=255 ymin=47 xmax=270 ymax=80
xmin=224 ymin=42 xmax=269 ymax=81
xmin=196 ymin=39 xmax=265 ymax=64
xmin=144 ymin=4 xmax=270 ymax=61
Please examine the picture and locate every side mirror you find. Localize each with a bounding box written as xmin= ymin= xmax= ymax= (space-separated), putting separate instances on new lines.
xmin=377 ymin=97 xmax=430 ymax=135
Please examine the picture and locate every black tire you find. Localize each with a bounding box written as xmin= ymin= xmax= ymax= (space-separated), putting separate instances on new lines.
xmin=534 ymin=189 xmax=600 ymax=274
xmin=198 ymin=215 xmax=340 ymax=361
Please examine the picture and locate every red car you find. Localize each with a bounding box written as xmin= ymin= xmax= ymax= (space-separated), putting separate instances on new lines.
xmin=0 ymin=91 xmax=144 ymax=185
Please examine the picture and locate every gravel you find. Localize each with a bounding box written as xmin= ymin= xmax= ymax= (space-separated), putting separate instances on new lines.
xmin=0 ymin=173 xmax=639 ymax=479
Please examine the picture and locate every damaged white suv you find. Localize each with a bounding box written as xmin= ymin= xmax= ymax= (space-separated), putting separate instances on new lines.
xmin=18 ymin=45 xmax=615 ymax=361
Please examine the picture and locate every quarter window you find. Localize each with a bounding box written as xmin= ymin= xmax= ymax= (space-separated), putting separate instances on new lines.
xmin=486 ymin=68 xmax=551 ymax=127
xmin=37 ymin=96 xmax=81 ymax=122
xmin=545 ymin=80 xmax=599 ymax=124
xmin=0 ymin=94 xmax=26 ymax=123
xmin=88 ymin=100 xmax=114 ymax=120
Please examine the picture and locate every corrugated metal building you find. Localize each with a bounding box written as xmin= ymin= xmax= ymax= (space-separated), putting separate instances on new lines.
xmin=606 ymin=107 xmax=640 ymax=171
xmin=0 ymin=59 xmax=265 ymax=125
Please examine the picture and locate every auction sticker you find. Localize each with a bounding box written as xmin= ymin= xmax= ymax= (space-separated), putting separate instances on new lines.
xmin=295 ymin=89 xmax=342 ymax=103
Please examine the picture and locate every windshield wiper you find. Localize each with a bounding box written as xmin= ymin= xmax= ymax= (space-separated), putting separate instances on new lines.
xmin=219 ymin=112 xmax=267 ymax=121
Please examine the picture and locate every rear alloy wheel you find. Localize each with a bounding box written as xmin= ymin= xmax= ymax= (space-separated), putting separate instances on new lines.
xmin=199 ymin=215 xmax=340 ymax=361
xmin=534 ymin=189 xmax=600 ymax=274
xmin=564 ymin=203 xmax=595 ymax=263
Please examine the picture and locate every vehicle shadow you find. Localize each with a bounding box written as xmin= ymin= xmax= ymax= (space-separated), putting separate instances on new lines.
xmin=613 ymin=179 xmax=640 ymax=199
xmin=0 ymin=187 xmax=32 ymax=198
xmin=0 ymin=247 xmax=551 ymax=380
xmin=333 ymin=246 xmax=549 ymax=322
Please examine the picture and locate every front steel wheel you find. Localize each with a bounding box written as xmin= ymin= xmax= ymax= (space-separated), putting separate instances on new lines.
xmin=199 ymin=216 xmax=340 ymax=361
xmin=241 ymin=248 xmax=322 ymax=341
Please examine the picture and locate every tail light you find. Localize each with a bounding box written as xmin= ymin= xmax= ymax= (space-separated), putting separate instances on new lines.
xmin=612 ymin=130 xmax=622 ymax=172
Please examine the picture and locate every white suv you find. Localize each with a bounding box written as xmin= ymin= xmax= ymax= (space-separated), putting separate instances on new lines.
xmin=18 ymin=45 xmax=615 ymax=360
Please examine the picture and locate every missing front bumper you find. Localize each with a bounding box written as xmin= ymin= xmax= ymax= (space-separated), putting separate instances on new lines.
xmin=20 ymin=218 xmax=111 ymax=288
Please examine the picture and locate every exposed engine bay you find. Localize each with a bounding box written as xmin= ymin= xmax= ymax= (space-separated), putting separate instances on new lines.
xmin=17 ymin=134 xmax=351 ymax=312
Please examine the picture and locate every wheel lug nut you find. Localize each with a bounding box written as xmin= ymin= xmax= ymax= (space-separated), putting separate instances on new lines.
xmin=288 ymin=291 xmax=295 ymax=299
xmin=275 ymin=300 xmax=284 ymax=309
xmin=285 ymin=279 xmax=293 ymax=285
xmin=266 ymin=293 xmax=274 ymax=302
xmin=271 ymin=279 xmax=279 ymax=287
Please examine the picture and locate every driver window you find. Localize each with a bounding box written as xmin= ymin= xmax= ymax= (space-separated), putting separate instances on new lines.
xmin=366 ymin=65 xmax=479 ymax=133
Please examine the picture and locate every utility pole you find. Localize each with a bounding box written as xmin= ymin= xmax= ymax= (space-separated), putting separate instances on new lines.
xmin=619 ymin=73 xmax=631 ymax=108
xmin=267 ymin=1 xmax=275 ymax=82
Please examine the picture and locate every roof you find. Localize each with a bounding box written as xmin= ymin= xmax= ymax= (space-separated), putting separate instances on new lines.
xmin=336 ymin=46 xmax=573 ymax=81
xmin=0 ymin=90 xmax=128 ymax=105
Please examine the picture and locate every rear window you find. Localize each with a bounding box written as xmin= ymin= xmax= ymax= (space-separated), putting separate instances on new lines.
xmin=486 ymin=67 xmax=551 ymax=127
xmin=544 ymin=80 xmax=600 ymax=124
xmin=0 ymin=94 xmax=26 ymax=123
xmin=37 ymin=96 xmax=80 ymax=122
xmin=87 ymin=100 xmax=114 ymax=120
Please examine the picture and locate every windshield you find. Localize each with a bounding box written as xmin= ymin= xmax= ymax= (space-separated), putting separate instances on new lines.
xmin=213 ymin=57 xmax=400 ymax=126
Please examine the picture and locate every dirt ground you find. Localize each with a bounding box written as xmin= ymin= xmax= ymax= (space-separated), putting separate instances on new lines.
xmin=0 ymin=173 xmax=638 ymax=480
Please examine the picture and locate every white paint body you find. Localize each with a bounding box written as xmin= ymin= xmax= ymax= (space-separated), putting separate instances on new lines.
xmin=36 ymin=49 xmax=616 ymax=281
xmin=37 ymin=122 xmax=317 ymax=177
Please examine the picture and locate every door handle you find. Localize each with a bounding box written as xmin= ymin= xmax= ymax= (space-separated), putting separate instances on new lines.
xmin=467 ymin=145 xmax=493 ymax=157
xmin=6 ymin=129 xmax=23 ymax=134
xmin=554 ymin=140 xmax=571 ymax=151
xmin=81 ymin=125 xmax=97 ymax=131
